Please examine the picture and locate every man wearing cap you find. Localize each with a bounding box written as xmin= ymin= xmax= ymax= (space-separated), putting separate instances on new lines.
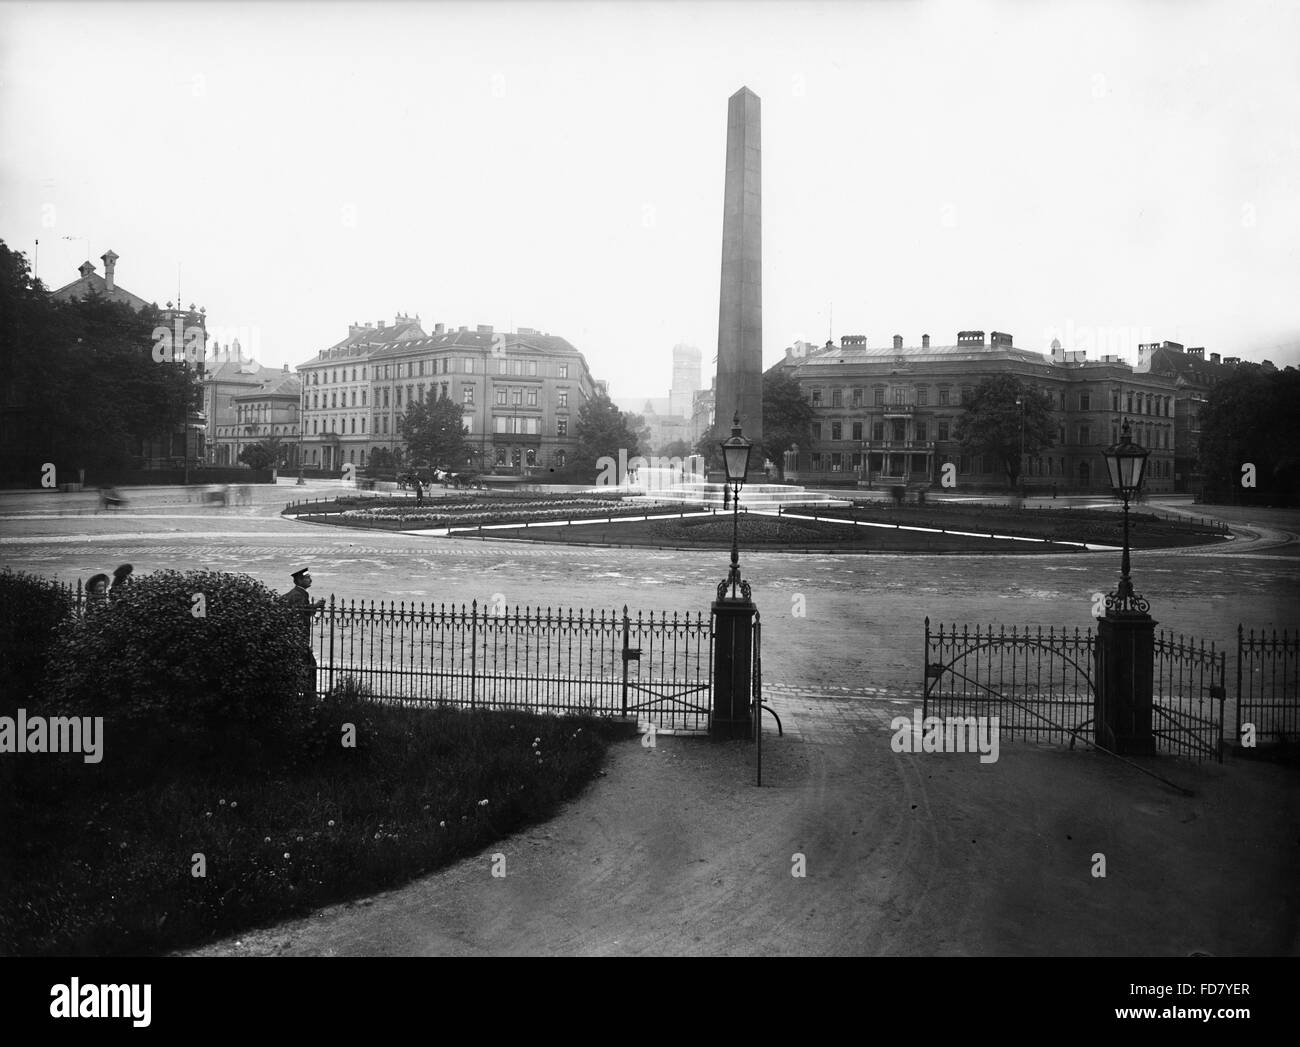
xmin=282 ymin=567 xmax=325 ymax=698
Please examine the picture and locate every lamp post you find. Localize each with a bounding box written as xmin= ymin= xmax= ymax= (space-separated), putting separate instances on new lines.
xmin=1101 ymin=418 xmax=1151 ymax=615
xmin=719 ymin=414 xmax=753 ymax=601
xmin=1094 ymin=416 xmax=1156 ymax=756
xmin=710 ymin=414 xmax=757 ymax=742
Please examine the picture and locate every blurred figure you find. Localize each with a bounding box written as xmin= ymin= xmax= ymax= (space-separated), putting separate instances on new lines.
xmin=99 ymin=486 xmax=127 ymax=510
xmin=109 ymin=563 xmax=133 ymax=602
xmin=85 ymin=573 xmax=110 ymax=611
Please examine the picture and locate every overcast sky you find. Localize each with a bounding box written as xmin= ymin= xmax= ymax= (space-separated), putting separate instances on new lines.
xmin=3 ymin=0 xmax=1297 ymax=400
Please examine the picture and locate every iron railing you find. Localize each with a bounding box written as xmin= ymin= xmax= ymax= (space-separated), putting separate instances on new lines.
xmin=1152 ymin=631 xmax=1226 ymax=762
xmin=923 ymin=619 xmax=1097 ymax=747
xmin=1237 ymin=626 xmax=1299 ymax=744
xmin=308 ymin=597 xmax=713 ymax=733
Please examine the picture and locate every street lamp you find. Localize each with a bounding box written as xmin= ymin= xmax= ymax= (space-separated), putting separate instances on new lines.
xmin=718 ymin=413 xmax=753 ymax=601
xmin=1101 ymin=418 xmax=1151 ymax=614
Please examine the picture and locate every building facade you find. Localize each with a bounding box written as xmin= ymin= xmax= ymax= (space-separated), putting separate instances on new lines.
xmin=774 ymin=330 xmax=1179 ymax=492
xmin=670 ymin=343 xmax=702 ymax=418
xmin=297 ymin=318 xmax=601 ymax=474
xmin=220 ymin=366 xmax=302 ymax=468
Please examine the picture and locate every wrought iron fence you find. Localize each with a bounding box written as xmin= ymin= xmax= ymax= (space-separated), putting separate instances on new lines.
xmin=1152 ymin=631 xmax=1225 ymax=762
xmin=1237 ymin=626 xmax=1300 ymax=744
xmin=309 ymin=597 xmax=712 ymax=733
xmin=923 ymin=619 xmax=1096 ymax=746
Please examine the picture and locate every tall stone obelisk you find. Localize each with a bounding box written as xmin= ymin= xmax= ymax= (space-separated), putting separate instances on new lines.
xmin=715 ymin=86 xmax=763 ymax=462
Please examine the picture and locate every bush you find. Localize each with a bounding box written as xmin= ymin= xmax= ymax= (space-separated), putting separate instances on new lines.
xmin=0 ymin=570 xmax=77 ymax=714
xmin=44 ymin=570 xmax=314 ymax=754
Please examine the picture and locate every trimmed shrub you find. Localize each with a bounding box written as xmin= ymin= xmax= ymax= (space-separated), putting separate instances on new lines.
xmin=0 ymin=570 xmax=77 ymax=714
xmin=44 ymin=570 xmax=314 ymax=754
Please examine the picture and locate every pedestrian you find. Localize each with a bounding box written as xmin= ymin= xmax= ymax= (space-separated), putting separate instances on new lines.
xmin=1052 ymin=482 xmax=1057 ymax=500
xmin=281 ymin=567 xmax=325 ymax=699
xmin=85 ymin=573 xmax=110 ymax=612
xmin=109 ymin=563 xmax=133 ymax=602
xmin=413 ymin=476 xmax=424 ymax=506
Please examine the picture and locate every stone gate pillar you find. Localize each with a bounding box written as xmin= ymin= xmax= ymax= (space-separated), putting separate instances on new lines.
xmin=711 ymin=596 xmax=756 ymax=740
xmin=1094 ymin=611 xmax=1157 ymax=755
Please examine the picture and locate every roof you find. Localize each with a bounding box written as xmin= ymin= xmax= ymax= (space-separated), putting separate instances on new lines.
xmin=203 ymin=357 xmax=264 ymax=381
xmin=232 ymin=372 xmax=301 ymax=401
xmin=49 ymin=271 xmax=151 ymax=312
xmin=791 ymin=341 xmax=1052 ymax=368
xmin=1145 ymin=346 xmax=1238 ymax=388
xmin=366 ymin=329 xmax=582 ymax=361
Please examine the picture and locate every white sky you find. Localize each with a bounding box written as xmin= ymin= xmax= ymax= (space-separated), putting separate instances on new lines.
xmin=2 ymin=0 xmax=1298 ymax=399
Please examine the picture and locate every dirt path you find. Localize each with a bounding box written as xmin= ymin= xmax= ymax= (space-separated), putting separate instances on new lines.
xmin=184 ymin=721 xmax=1300 ymax=957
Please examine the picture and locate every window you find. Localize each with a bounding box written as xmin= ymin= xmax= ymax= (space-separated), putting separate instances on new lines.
xmin=872 ymin=422 xmax=884 ymax=441
xmin=350 ymin=418 xmax=356 ymax=434
xmin=1059 ymin=391 xmax=1066 ymax=410
xmin=559 ymin=364 xmax=569 ymax=379
xmin=894 ymin=388 xmax=907 ymax=405
xmin=851 ymin=421 xmax=863 ymax=441
xmin=1127 ymin=392 xmax=1134 ymax=413
xmin=332 ymin=370 xmax=338 ymax=383
xmin=874 ymin=387 xmax=884 ymax=406
xmin=527 ymin=361 xmax=537 ymax=377
xmin=831 ymin=421 xmax=842 ymax=440
xmin=555 ymin=450 xmax=566 ymax=468
xmin=939 ymin=388 xmax=950 ymax=406
xmin=312 ymin=420 xmax=318 ymax=435
xmin=558 ymin=391 xmax=568 ymax=408
xmin=1112 ymin=391 xmax=1120 ymax=412
xmin=418 ymin=361 xmax=426 ymax=376
xmin=312 ymin=393 xmax=319 ymax=409
xmin=361 ymin=390 xmax=367 ymax=406
xmin=527 ymin=390 xmax=538 ymax=407
xmin=831 ymin=389 xmax=842 ymax=408
xmin=511 ymin=389 xmax=523 ymax=406
xmin=496 ymin=388 xmax=507 ymax=405
xmin=811 ymin=389 xmax=823 ymax=407
xmin=407 ymin=363 xmax=414 ymax=378
xmin=497 ymin=359 xmax=508 ymax=375
xmin=465 ymin=358 xmax=474 ymax=373
xmin=830 ymin=453 xmax=843 ymax=472
xmin=351 ymin=391 xmax=357 ymax=406
xmin=916 ymin=422 xmax=927 ymax=441
xmin=917 ymin=387 xmax=928 ymax=406
xmin=441 ymin=382 xmax=449 ymax=400
xmin=407 ymin=385 xmax=414 ymax=403
xmin=1078 ymin=424 xmax=1091 ymax=444
xmin=812 ymin=422 xmax=822 ymax=440
xmin=526 ymin=448 xmax=536 ymax=466
xmin=395 ymin=388 xmax=402 ymax=407
xmin=1079 ymin=392 xmax=1090 ymax=411
xmin=892 ymin=419 xmax=905 ymax=441
xmin=496 ymin=447 xmax=507 ymax=466
xmin=938 ymin=421 xmax=949 ymax=441
xmin=384 ymin=366 xmax=390 ymax=379
xmin=557 ymin=419 xmax=567 ymax=437
xmin=961 ymin=387 xmax=973 ymax=405
xmin=463 ymin=387 xmax=475 ymax=405
xmin=810 ymin=453 xmax=824 ymax=471
xmin=382 ymin=388 xmax=389 ymax=408
xmin=511 ymin=361 xmax=524 ymax=376
xmin=351 ymin=369 xmax=356 ymax=381
xmin=851 ymin=388 xmax=863 ymax=407
xmin=361 ymin=418 xmax=365 ymax=433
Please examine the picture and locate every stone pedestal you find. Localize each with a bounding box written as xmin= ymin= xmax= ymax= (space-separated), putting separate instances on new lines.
xmin=1094 ymin=612 xmax=1157 ymax=755
xmin=711 ymin=597 xmax=756 ymax=740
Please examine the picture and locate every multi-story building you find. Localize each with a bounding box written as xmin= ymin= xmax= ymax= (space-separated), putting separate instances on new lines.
xmin=222 ymin=366 xmax=302 ymax=468
xmin=691 ymin=380 xmax=716 ymax=444
xmin=202 ymin=351 xmax=274 ymax=465
xmin=773 ymin=330 xmax=1179 ymax=492
xmin=298 ymin=316 xmax=425 ymax=471
xmin=1136 ymin=340 xmax=1273 ymax=493
xmin=298 ymin=318 xmax=602 ymax=474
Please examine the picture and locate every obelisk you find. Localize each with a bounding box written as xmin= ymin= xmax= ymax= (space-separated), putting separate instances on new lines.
xmin=715 ymin=86 xmax=763 ymax=463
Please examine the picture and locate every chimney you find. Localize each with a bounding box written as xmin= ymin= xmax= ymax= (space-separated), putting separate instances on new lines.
xmin=283 ymin=363 xmax=289 ymax=372
xmin=435 ymin=322 xmax=446 ymax=335
xmin=477 ymin=324 xmax=494 ymax=335
xmin=1186 ymin=347 xmax=1204 ymax=360
xmin=1052 ymin=338 xmax=1063 ymax=362
xmin=1209 ymin=352 xmax=1220 ymax=364
xmin=78 ymin=261 xmax=96 ymax=279
xmin=100 ymin=250 xmax=118 ymax=292
xmin=922 ymin=334 xmax=930 ymax=348
xmin=893 ymin=334 xmax=903 ymax=349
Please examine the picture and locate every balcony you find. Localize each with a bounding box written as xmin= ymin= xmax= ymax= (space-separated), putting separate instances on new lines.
xmin=882 ymin=404 xmax=915 ymax=418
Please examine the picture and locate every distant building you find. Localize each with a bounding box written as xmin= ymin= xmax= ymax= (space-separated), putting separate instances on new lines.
xmin=773 ymin=330 xmax=1181 ymax=492
xmin=297 ymin=318 xmax=603 ymax=475
xmin=217 ymin=365 xmax=302 ymax=468
xmin=670 ymin=343 xmax=702 ymax=418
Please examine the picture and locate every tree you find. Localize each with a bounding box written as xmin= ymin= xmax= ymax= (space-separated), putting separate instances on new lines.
xmin=1199 ymin=364 xmax=1300 ymax=505
xmin=238 ymin=435 xmax=288 ymax=471
xmin=660 ymin=439 xmax=693 ymax=460
xmin=368 ymin=447 xmax=403 ymax=472
xmin=572 ymin=393 xmax=642 ymax=481
xmin=762 ymin=369 xmax=814 ymax=481
xmin=953 ymin=374 xmax=1055 ymax=489
xmin=401 ymin=395 xmax=469 ymax=468
xmin=625 ymin=413 xmax=653 ymax=455
xmin=0 ymin=239 xmax=202 ymax=481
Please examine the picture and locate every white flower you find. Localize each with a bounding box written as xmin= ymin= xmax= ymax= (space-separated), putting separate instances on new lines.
xmin=284 ymin=852 xmax=290 ymax=859
xmin=478 ymin=799 xmax=489 ymax=806
xmin=328 ymin=820 xmax=335 ymax=827
xmin=439 ymin=821 xmax=446 ymax=828
xmin=264 ymin=836 xmax=271 ymax=843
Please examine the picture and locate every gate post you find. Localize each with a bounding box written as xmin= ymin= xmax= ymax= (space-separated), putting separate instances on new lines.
xmin=1094 ymin=609 xmax=1157 ymax=756
xmin=710 ymin=595 xmax=756 ymax=741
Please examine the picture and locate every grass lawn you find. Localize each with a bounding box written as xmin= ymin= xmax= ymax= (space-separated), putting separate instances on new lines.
xmin=0 ymin=692 xmax=626 ymax=956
